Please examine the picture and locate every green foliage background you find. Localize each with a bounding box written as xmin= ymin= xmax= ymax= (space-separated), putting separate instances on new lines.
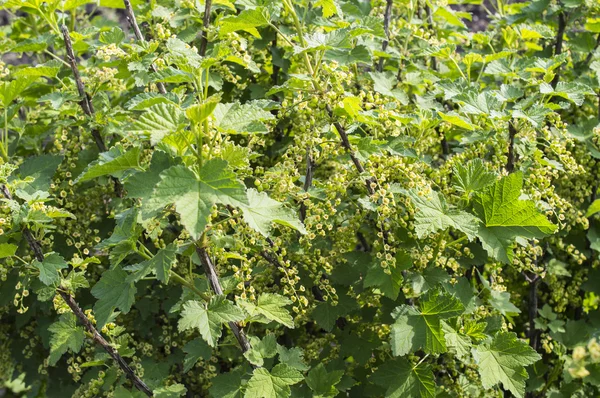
xmin=1 ymin=0 xmax=600 ymax=397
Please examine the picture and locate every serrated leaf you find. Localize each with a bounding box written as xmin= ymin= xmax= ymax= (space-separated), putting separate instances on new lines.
xmin=33 ymin=252 xmax=68 ymax=286
xmin=144 ymin=160 xmax=248 ymax=239
xmin=213 ymin=102 xmax=275 ymax=134
xmin=76 ymin=146 xmax=142 ymax=183
xmin=369 ymin=72 xmax=409 ymax=104
xmin=244 ymin=334 xmax=278 ymax=366
xmin=153 ymin=384 xmax=187 ymax=398
xmin=276 ymin=346 xmax=309 ymax=371
xmin=219 ymin=8 xmax=270 ymax=38
xmin=391 ymin=288 xmax=464 ymax=356
xmin=472 ymin=332 xmax=541 ymax=398
xmin=209 ymin=369 xmax=243 ymax=398
xmin=125 ymin=243 xmax=177 ymax=283
xmin=407 ymin=190 xmax=480 ymax=241
xmin=186 ymin=97 xmax=220 ymax=124
xmin=48 ymin=313 xmax=85 ymax=366
xmin=240 ymin=189 xmax=306 ymax=237
xmin=587 ymin=199 xmax=600 ymax=217
xmin=306 ymin=363 xmax=344 ymax=397
xmin=183 ymin=338 xmax=212 ymax=372
xmin=371 ymin=357 xmax=435 ymax=398
xmin=0 ymin=243 xmax=17 ymax=259
xmin=178 ymin=296 xmax=246 ymax=347
xmin=91 ymin=266 xmax=137 ymax=329
xmin=128 ymin=103 xmax=186 ymax=145
xmin=438 ymin=111 xmax=478 ymax=131
xmin=453 ymin=159 xmax=496 ymax=196
xmin=238 ymin=293 xmax=294 ymax=328
xmin=474 ymin=172 xmax=557 ymax=263
xmin=15 ymin=154 xmax=63 ymax=194
xmin=244 ymin=364 xmax=303 ymax=398
xmin=125 ymin=151 xmax=179 ymax=199
xmin=125 ymin=93 xmax=179 ymax=111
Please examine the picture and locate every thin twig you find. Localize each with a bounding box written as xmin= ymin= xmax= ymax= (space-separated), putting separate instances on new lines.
xmin=325 ymin=104 xmax=376 ymax=195
xmin=122 ymin=0 xmax=167 ymax=94
xmin=377 ymin=0 xmax=393 ymax=72
xmin=551 ymin=11 xmax=566 ymax=89
xmin=299 ymin=150 xmax=313 ymax=222
xmin=0 ymin=184 xmax=152 ymax=396
xmin=60 ymin=25 xmax=124 ymax=197
xmin=60 ymin=25 xmax=105 ymax=152
xmin=199 ymin=0 xmax=213 ymax=57
xmin=195 ymin=246 xmax=253 ymax=357
xmin=506 ymin=120 xmax=517 ymax=173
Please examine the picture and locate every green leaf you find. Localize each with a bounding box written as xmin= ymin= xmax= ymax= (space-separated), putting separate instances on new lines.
xmin=437 ymin=111 xmax=478 ymax=131
xmin=183 ymin=338 xmax=212 ymax=372
xmin=276 ymin=346 xmax=309 ymax=371
xmin=128 ymin=103 xmax=186 ymax=145
xmin=48 ymin=313 xmax=85 ymax=366
xmin=125 ymin=151 xmax=179 ymax=199
xmin=472 ymin=332 xmax=541 ymax=398
xmin=452 ymin=159 xmax=496 ymax=196
xmin=144 ymin=160 xmax=248 ymax=239
xmin=76 ymin=146 xmax=142 ymax=183
xmin=209 ymin=369 xmax=243 ymax=398
xmin=219 ymin=8 xmax=270 ymax=38
xmin=306 ymin=363 xmax=344 ymax=397
xmin=0 ymin=243 xmax=18 ymax=259
xmin=391 ymin=288 xmax=464 ymax=356
xmin=91 ymin=266 xmax=137 ymax=329
xmin=16 ymin=154 xmax=63 ymax=194
xmin=315 ymin=0 xmax=337 ymax=17
xmin=363 ymin=251 xmax=410 ymax=300
xmin=474 ymin=172 xmax=557 ymax=263
xmin=240 ymin=189 xmax=306 ymax=237
xmin=178 ymin=296 xmax=246 ymax=347
xmin=587 ymin=199 xmax=600 ymax=217
xmin=369 ymin=72 xmax=409 ymax=104
xmin=125 ymin=93 xmax=179 ymax=111
xmin=312 ymin=292 xmax=358 ymax=332
xmin=0 ymin=76 xmax=36 ymax=106
xmin=125 ymin=243 xmax=177 ymax=283
xmin=244 ymin=364 xmax=303 ymax=398
xmin=213 ymin=102 xmax=275 ymax=134
xmin=33 ymin=252 xmax=68 ymax=286
xmin=238 ymin=293 xmax=295 ymax=328
xmin=153 ymin=384 xmax=187 ymax=398
xmin=540 ymin=81 xmax=593 ymax=106
xmin=441 ymin=321 xmax=472 ymax=360
xmin=186 ymin=96 xmax=220 ymax=124
xmin=370 ymin=357 xmax=435 ymax=398
xmin=244 ymin=334 xmax=278 ymax=366
xmin=407 ymin=190 xmax=480 ymax=241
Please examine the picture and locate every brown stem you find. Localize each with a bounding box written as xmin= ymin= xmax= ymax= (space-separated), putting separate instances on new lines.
xmin=585 ymin=33 xmax=600 ymax=66
xmin=60 ymin=25 xmax=124 ymax=197
xmin=427 ymin=5 xmax=437 ymax=72
xmin=506 ymin=120 xmax=517 ymax=173
xmin=437 ymin=126 xmax=449 ymax=158
xmin=551 ymin=11 xmax=566 ymax=89
xmin=377 ymin=0 xmax=393 ymax=72
xmin=122 ymin=0 xmax=167 ymax=94
xmin=299 ymin=150 xmax=313 ymax=222
xmin=58 ymin=291 xmax=153 ymax=395
xmin=195 ymin=246 xmax=253 ymax=356
xmin=525 ymin=273 xmax=541 ymax=351
xmin=60 ymin=25 xmax=106 ymax=152
xmin=199 ymin=0 xmax=213 ymax=57
xmin=0 ymin=185 xmax=151 ymax=396
xmin=325 ymin=104 xmax=376 ymax=195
